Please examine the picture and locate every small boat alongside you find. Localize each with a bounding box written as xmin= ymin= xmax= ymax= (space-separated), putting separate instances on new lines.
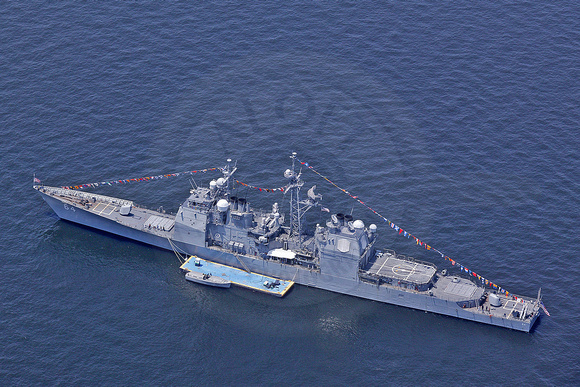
xmin=185 ymin=271 xmax=231 ymax=288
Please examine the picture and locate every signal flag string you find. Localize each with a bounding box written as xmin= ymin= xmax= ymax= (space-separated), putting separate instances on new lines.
xmin=59 ymin=168 xmax=222 ymax=190
xmin=294 ymin=157 xmax=527 ymax=302
xmin=235 ymin=180 xmax=287 ymax=193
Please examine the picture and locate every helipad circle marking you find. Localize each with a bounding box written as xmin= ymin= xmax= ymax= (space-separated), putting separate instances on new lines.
xmin=392 ymin=264 xmax=415 ymax=276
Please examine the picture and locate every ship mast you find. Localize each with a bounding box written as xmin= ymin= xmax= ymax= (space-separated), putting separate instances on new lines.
xmin=286 ymin=152 xmax=321 ymax=246
xmin=286 ymin=152 xmax=304 ymax=239
xmin=222 ymin=158 xmax=237 ymax=193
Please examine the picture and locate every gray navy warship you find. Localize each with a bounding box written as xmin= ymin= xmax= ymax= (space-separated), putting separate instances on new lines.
xmin=35 ymin=153 xmax=543 ymax=332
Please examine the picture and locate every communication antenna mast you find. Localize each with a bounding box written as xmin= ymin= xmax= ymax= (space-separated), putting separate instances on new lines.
xmin=286 ymin=153 xmax=303 ymax=238
xmin=219 ymin=158 xmax=237 ymax=194
xmin=286 ymin=152 xmax=321 ymax=244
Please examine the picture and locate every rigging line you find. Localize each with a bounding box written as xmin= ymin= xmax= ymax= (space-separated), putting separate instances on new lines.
xmin=166 ymin=237 xmax=187 ymax=263
xmin=292 ymin=268 xmax=299 ymax=282
xmin=169 ymin=237 xmax=190 ymax=256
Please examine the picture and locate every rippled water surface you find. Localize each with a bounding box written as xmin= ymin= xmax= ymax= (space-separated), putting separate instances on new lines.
xmin=1 ymin=2 xmax=578 ymax=385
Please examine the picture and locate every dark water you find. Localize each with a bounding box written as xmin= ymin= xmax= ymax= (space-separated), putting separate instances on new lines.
xmin=1 ymin=2 xmax=578 ymax=385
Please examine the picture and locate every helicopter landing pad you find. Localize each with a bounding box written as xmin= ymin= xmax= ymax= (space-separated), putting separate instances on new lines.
xmin=365 ymin=252 xmax=436 ymax=284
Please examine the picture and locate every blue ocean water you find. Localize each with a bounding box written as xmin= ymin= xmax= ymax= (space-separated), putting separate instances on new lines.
xmin=1 ymin=1 xmax=578 ymax=385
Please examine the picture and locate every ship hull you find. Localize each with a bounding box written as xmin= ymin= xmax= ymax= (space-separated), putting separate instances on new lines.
xmin=38 ymin=188 xmax=539 ymax=332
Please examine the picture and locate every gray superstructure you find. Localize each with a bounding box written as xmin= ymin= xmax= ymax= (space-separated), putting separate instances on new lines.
xmin=34 ymin=153 xmax=542 ymax=332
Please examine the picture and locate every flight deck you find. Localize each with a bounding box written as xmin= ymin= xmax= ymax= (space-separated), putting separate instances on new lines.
xmin=363 ymin=250 xmax=436 ymax=286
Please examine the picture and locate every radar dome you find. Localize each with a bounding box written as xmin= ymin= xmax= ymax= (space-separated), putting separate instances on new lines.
xmin=216 ymin=199 xmax=229 ymax=212
xmin=216 ymin=178 xmax=226 ymax=188
xmin=369 ymin=224 xmax=377 ymax=233
xmin=209 ymin=180 xmax=217 ymax=190
xmin=284 ymin=169 xmax=294 ymax=179
xmin=353 ymin=220 xmax=365 ymax=229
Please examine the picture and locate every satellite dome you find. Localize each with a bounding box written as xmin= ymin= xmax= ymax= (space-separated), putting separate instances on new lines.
xmin=284 ymin=169 xmax=294 ymax=179
xmin=352 ymin=220 xmax=365 ymax=229
xmin=216 ymin=199 xmax=229 ymax=212
xmin=369 ymin=224 xmax=377 ymax=233
xmin=209 ymin=180 xmax=217 ymax=190
xmin=216 ymin=178 xmax=226 ymax=188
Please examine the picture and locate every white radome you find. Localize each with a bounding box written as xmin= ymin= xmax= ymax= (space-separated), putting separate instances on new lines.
xmin=216 ymin=199 xmax=229 ymax=212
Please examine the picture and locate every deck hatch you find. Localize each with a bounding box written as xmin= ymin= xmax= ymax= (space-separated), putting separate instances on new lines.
xmin=444 ymin=282 xmax=477 ymax=298
xmin=144 ymin=215 xmax=175 ymax=231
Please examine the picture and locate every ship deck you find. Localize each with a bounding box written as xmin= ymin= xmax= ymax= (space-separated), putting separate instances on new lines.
xmin=364 ymin=251 xmax=436 ymax=284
